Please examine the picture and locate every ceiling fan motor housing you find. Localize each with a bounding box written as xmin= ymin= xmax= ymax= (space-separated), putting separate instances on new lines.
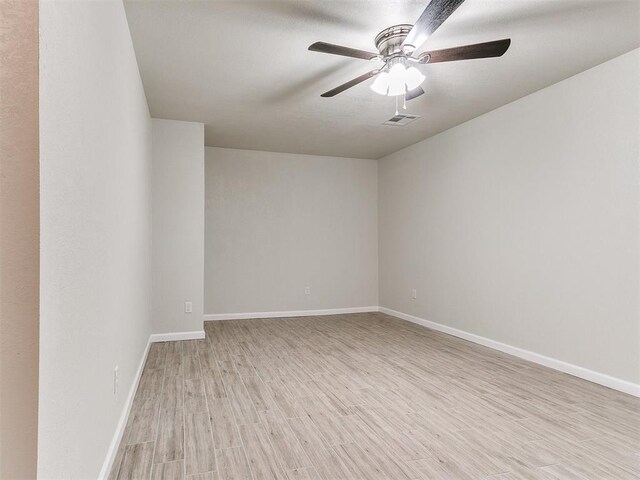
xmin=374 ymin=24 xmax=413 ymax=57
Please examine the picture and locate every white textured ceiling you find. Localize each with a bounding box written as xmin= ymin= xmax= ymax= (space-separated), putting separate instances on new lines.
xmin=124 ymin=0 xmax=640 ymax=159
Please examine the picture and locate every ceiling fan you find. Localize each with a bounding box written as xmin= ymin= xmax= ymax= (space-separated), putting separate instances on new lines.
xmin=308 ymin=0 xmax=511 ymax=102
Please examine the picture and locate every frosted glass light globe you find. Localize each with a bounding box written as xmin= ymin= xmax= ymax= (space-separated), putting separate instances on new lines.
xmin=387 ymin=63 xmax=407 ymax=96
xmin=370 ymin=72 xmax=390 ymax=95
xmin=405 ymin=66 xmax=426 ymax=90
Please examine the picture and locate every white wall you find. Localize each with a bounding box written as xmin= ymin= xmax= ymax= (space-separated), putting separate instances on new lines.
xmin=379 ymin=49 xmax=640 ymax=384
xmin=39 ymin=1 xmax=152 ymax=478
xmin=205 ymin=147 xmax=378 ymax=315
xmin=152 ymin=119 xmax=205 ymax=334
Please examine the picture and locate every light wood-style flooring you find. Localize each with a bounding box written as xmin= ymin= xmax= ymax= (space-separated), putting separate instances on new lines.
xmin=109 ymin=312 xmax=639 ymax=480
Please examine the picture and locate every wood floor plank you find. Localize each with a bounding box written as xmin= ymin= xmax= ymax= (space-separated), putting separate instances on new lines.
xmin=184 ymin=412 xmax=216 ymax=475
xmin=242 ymin=374 xmax=276 ymax=412
xmin=201 ymin=368 xmax=226 ymax=400
xmin=138 ymin=367 xmax=164 ymax=398
xmin=123 ymin=395 xmax=161 ymax=445
xmin=161 ymin=375 xmax=184 ymax=411
xmin=263 ymin=379 xmax=306 ymax=418
xmin=183 ymin=355 xmax=202 ymax=380
xmin=183 ymin=340 xmax=199 ymax=357
xmin=220 ymin=369 xmax=260 ymax=425
xmin=287 ymin=415 xmax=331 ymax=457
xmin=410 ymin=457 xmax=475 ymax=480
xmin=147 ymin=342 xmax=169 ymax=369
xmin=539 ymin=463 xmax=586 ymax=480
xmin=184 ymin=378 xmax=208 ymax=413
xmin=108 ymin=442 xmax=126 ymax=480
xmin=332 ymin=442 xmax=386 ymax=479
xmin=117 ymin=442 xmax=154 ymax=480
xmin=208 ymin=397 xmax=241 ymax=449
xmin=165 ymin=343 xmax=184 ymax=377
xmin=239 ymin=422 xmax=288 ymax=480
xmin=151 ymin=460 xmax=184 ymax=480
xmin=216 ymin=447 xmax=252 ymax=480
xmin=309 ymin=447 xmax=354 ymax=480
xmin=154 ymin=408 xmax=184 ymax=464
xmin=185 ymin=471 xmax=218 ymax=480
xmin=339 ymin=415 xmax=416 ymax=480
xmin=306 ymin=410 xmax=355 ymax=446
xmin=258 ymin=409 xmax=311 ymax=470
xmin=287 ymin=467 xmax=322 ymax=480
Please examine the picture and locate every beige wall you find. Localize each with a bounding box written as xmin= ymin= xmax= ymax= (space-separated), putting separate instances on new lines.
xmin=0 ymin=1 xmax=39 ymax=478
xmin=379 ymin=49 xmax=640 ymax=384
xmin=152 ymin=119 xmax=205 ymax=334
xmin=39 ymin=1 xmax=152 ymax=477
xmin=205 ymin=147 xmax=378 ymax=315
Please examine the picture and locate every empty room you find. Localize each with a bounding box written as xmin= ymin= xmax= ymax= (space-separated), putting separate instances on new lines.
xmin=1 ymin=0 xmax=639 ymax=479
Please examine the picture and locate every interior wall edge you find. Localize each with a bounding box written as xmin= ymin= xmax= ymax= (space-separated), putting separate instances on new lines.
xmin=0 ymin=0 xmax=40 ymax=477
xmin=380 ymin=307 xmax=640 ymax=398
xmin=98 ymin=337 xmax=151 ymax=480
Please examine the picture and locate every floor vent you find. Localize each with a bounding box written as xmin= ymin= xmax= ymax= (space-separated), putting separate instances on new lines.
xmin=382 ymin=114 xmax=420 ymax=126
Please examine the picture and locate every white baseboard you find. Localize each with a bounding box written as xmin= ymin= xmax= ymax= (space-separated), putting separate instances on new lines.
xmin=204 ymin=306 xmax=379 ymax=321
xmin=379 ymin=306 xmax=640 ymax=397
xmin=98 ymin=337 xmax=151 ymax=480
xmin=149 ymin=330 xmax=205 ymax=342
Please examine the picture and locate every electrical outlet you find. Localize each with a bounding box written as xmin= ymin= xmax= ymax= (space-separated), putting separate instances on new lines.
xmin=185 ymin=301 xmax=193 ymax=313
xmin=304 ymin=286 xmax=311 ymax=295
xmin=114 ymin=365 xmax=119 ymax=397
xmin=411 ymin=289 xmax=417 ymax=300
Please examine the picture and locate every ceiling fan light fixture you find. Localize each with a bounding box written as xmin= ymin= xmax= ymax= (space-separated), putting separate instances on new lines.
xmin=373 ymin=62 xmax=426 ymax=97
xmin=370 ymin=71 xmax=390 ymax=95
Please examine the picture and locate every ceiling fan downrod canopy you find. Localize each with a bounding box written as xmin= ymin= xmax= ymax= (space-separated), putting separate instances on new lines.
xmin=374 ymin=24 xmax=413 ymax=57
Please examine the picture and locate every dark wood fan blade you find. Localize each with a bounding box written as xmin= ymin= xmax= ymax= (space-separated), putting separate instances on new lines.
xmin=320 ymin=70 xmax=379 ymax=97
xmin=406 ymin=86 xmax=425 ymax=101
xmin=402 ymin=0 xmax=466 ymax=51
xmin=419 ymin=38 xmax=511 ymax=63
xmin=309 ymin=42 xmax=379 ymax=60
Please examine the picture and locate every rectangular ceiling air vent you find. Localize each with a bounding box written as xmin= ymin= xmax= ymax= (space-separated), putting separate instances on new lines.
xmin=382 ymin=114 xmax=421 ymax=126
